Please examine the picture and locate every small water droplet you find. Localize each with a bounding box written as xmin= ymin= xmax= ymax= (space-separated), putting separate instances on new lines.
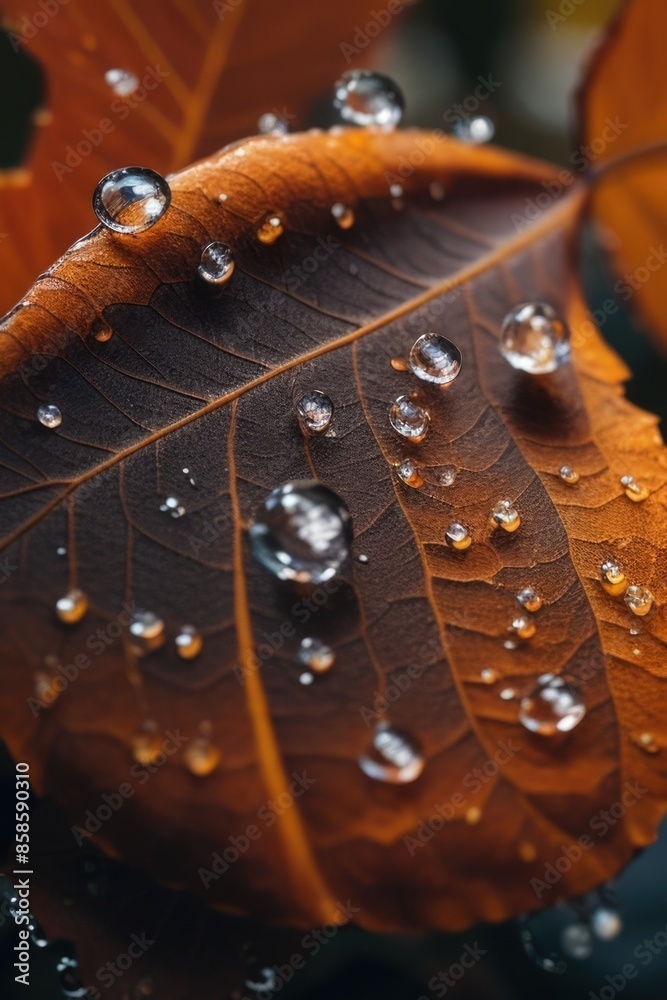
xmin=129 ymin=611 xmax=165 ymax=656
xmin=504 ymin=639 xmax=518 ymax=650
xmin=454 ymin=115 xmax=495 ymax=144
xmin=331 ymin=202 xmax=354 ymax=229
xmin=358 ymin=723 xmax=424 ymax=783
xmin=198 ymin=241 xmax=234 ymax=285
xmin=333 ymin=69 xmax=404 ymax=129
xmin=624 ymin=584 xmax=654 ymax=616
xmin=57 ymin=546 xmax=67 ymax=557
xmin=249 ymin=480 xmax=352 ymax=584
xmin=56 ymin=589 xmax=88 ymax=624
xmin=299 ymin=671 xmax=314 ymax=685
xmin=620 ymin=474 xmax=649 ymax=502
xmin=258 ymin=111 xmax=288 ymax=135
xmin=519 ymin=920 xmax=567 ymax=974
xmin=500 ymin=687 xmax=516 ymax=700
xmin=481 ymin=667 xmax=498 ymax=684
xmin=34 ymin=671 xmax=61 ymax=706
xmin=131 ymin=721 xmax=163 ymax=765
xmin=519 ymin=673 xmax=586 ymax=735
xmin=633 ymin=731 xmax=660 ymax=754
xmin=297 ymin=637 xmax=335 ymax=674
xmin=37 ymin=403 xmax=62 ymax=428
xmin=389 ymin=394 xmax=430 ymax=441
xmin=517 ymin=587 xmax=543 ymax=612
xmin=160 ymin=496 xmax=186 ymax=518
xmin=390 ymin=355 xmax=408 ymax=371
xmin=500 ymin=302 xmax=570 ymax=374
xmin=490 ymin=499 xmax=521 ymax=533
xmin=409 ymin=333 xmax=462 ymax=385
xmin=561 ymin=923 xmax=593 ymax=960
xmin=389 ymin=182 xmax=404 ymax=198
xmin=590 ymin=907 xmax=622 ymax=941
xmin=93 ymin=167 xmax=171 ymax=234
xmin=256 ymin=212 xmax=284 ymax=244
xmin=429 ymin=180 xmax=445 ymax=200
xmin=357 ymin=553 xmax=369 ymax=564
xmin=444 ymin=522 xmax=472 ymax=551
xmin=465 ymin=806 xmax=482 ymax=824
xmin=245 ymin=967 xmax=280 ymax=997
xmin=437 ymin=465 xmax=457 ymax=486
xmin=175 ymin=625 xmax=203 ymax=660
xmin=510 ymin=616 xmax=536 ymax=640
xmin=559 ymin=465 xmax=580 ymax=485
xmin=296 ymin=390 xmax=333 ymax=435
xmin=600 ymin=559 xmax=627 ymax=596
xmin=396 ymin=458 xmax=423 ymax=488
xmin=91 ymin=317 xmax=113 ymax=342
xmin=104 ymin=68 xmax=139 ymax=96
xmin=217 ymin=192 xmax=228 ymax=202
xmin=57 ymin=953 xmax=88 ymax=998
xmin=184 ymin=735 xmax=220 ymax=776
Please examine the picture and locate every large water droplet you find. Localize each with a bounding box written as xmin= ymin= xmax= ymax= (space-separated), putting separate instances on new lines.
xmin=55 ymin=589 xmax=88 ymax=625
xmin=444 ymin=522 xmax=472 ymax=551
xmin=249 ymin=480 xmax=352 ymax=584
xmin=490 ymin=499 xmax=521 ymax=533
xmin=198 ymin=241 xmax=234 ymax=285
xmin=175 ymin=625 xmax=203 ymax=660
xmin=333 ymin=69 xmax=404 ymax=129
xmin=454 ymin=114 xmax=495 ymax=144
xmin=519 ymin=673 xmax=586 ymax=735
xmin=620 ymin=474 xmax=649 ymax=502
xmin=558 ymin=465 xmax=580 ymax=485
xmin=409 ymin=333 xmax=462 ymax=385
xmin=297 ymin=637 xmax=334 ymax=673
xmin=105 ymin=68 xmax=139 ymax=96
xmin=517 ymin=587 xmax=543 ymax=612
xmin=600 ymin=559 xmax=627 ymax=596
xmin=358 ymin=723 xmax=424 ymax=783
xmin=37 ymin=403 xmax=62 ymax=428
xmin=389 ymin=394 xmax=430 ymax=441
xmin=624 ymin=584 xmax=654 ymax=616
xmin=93 ymin=167 xmax=171 ymax=234
xmin=437 ymin=465 xmax=457 ymax=486
xmin=296 ymin=390 xmax=333 ymax=435
xmin=129 ymin=611 xmax=165 ymax=656
xmin=500 ymin=302 xmax=570 ymax=374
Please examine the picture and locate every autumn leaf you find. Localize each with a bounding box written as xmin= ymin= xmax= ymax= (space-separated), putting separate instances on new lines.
xmin=0 ymin=127 xmax=665 ymax=940
xmin=0 ymin=0 xmax=393 ymax=313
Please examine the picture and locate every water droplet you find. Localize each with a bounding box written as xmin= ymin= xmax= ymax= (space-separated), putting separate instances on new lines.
xmin=56 ymin=589 xmax=88 ymax=624
xmin=93 ymin=167 xmax=171 ymax=234
xmin=217 ymin=192 xmax=228 ymax=202
xmin=258 ymin=111 xmax=288 ymax=135
xmin=297 ymin=637 xmax=335 ymax=674
xmin=249 ymin=480 xmax=352 ymax=584
xmin=256 ymin=212 xmax=284 ymax=244
xmin=504 ymin=639 xmax=518 ymax=650
xmin=600 ymin=559 xmax=627 ymax=596
xmin=389 ymin=394 xmax=430 ymax=441
xmin=396 ymin=458 xmax=423 ymax=488
xmin=91 ymin=317 xmax=113 ymax=342
xmin=131 ymin=722 xmax=163 ymax=765
xmin=390 ymin=355 xmax=408 ymax=371
xmin=481 ymin=667 xmax=498 ymax=684
xmin=57 ymin=546 xmax=67 ymax=556
xmin=37 ymin=403 xmax=62 ymax=428
xmin=198 ymin=241 xmax=234 ymax=285
xmin=129 ymin=612 xmax=165 ymax=656
xmin=331 ymin=202 xmax=354 ymax=229
xmin=357 ymin=553 xmax=369 ymax=564
xmin=453 ymin=115 xmax=495 ymax=144
xmin=358 ymin=723 xmax=424 ymax=783
xmin=519 ymin=673 xmax=586 ymax=735
xmin=299 ymin=671 xmax=314 ymax=685
xmin=517 ymin=587 xmax=543 ymax=612
xmin=634 ymin=731 xmax=660 ymax=754
xmin=245 ymin=967 xmax=280 ymax=997
xmin=559 ymin=465 xmax=580 ymax=485
xmin=519 ymin=920 xmax=567 ymax=975
xmin=500 ymin=687 xmax=516 ymax=700
xmin=389 ymin=182 xmax=404 ymax=198
xmin=57 ymin=953 xmax=88 ymax=998
xmin=104 ymin=68 xmax=139 ymax=96
xmin=444 ymin=522 xmax=472 ymax=551
xmin=429 ymin=180 xmax=445 ymax=200
xmin=591 ymin=907 xmax=622 ymax=941
xmin=175 ymin=625 xmax=203 ymax=660
xmin=624 ymin=584 xmax=654 ymax=616
xmin=296 ymin=390 xmax=333 ymax=435
xmin=184 ymin=736 xmax=220 ymax=776
xmin=333 ymin=69 xmax=404 ymax=129
xmin=620 ymin=474 xmax=649 ymax=502
xmin=160 ymin=496 xmax=186 ymax=518
xmin=409 ymin=333 xmax=462 ymax=385
xmin=499 ymin=302 xmax=570 ymax=374
xmin=34 ymin=671 xmax=61 ymax=706
xmin=490 ymin=499 xmax=521 ymax=533
xmin=561 ymin=923 xmax=593 ymax=960
xmin=437 ymin=466 xmax=457 ymax=486
xmin=510 ymin=616 xmax=536 ymax=640
xmin=465 ymin=806 xmax=482 ymax=824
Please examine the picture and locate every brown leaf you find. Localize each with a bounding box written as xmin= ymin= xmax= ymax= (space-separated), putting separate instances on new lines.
xmin=578 ymin=0 xmax=667 ymax=350
xmin=0 ymin=128 xmax=666 ymax=934
xmin=0 ymin=0 xmax=390 ymax=313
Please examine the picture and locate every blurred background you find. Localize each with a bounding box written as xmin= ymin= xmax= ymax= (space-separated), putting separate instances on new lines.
xmin=1 ymin=0 xmax=666 ymax=996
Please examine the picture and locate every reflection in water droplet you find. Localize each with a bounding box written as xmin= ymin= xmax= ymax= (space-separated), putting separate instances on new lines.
xmin=176 ymin=625 xmax=203 ymax=660
xmin=396 ymin=458 xmax=423 ymax=488
xmin=333 ymin=69 xmax=404 ymax=129
xmin=331 ymin=202 xmax=355 ymax=229
xmin=517 ymin=587 xmax=542 ymax=612
xmin=37 ymin=403 xmax=62 ymax=428
xmin=510 ymin=616 xmax=536 ymax=640
xmin=444 ymin=522 xmax=471 ymax=551
xmin=258 ymin=111 xmax=288 ymax=135
xmin=558 ymin=465 xmax=580 ymax=485
xmin=105 ymin=68 xmax=139 ymax=96
xmin=129 ymin=612 xmax=166 ymax=656
xmin=184 ymin=736 xmax=221 ymax=776
xmin=624 ymin=584 xmax=654 ymax=616
xmin=198 ymin=241 xmax=234 ymax=285
xmin=409 ymin=333 xmax=462 ymax=385
xmin=454 ymin=115 xmax=495 ymax=144
xmin=296 ymin=390 xmax=333 ymax=435
xmin=519 ymin=673 xmax=586 ymax=735
xmin=561 ymin=923 xmax=593 ymax=960
xmin=56 ymin=589 xmax=88 ymax=624
xmin=620 ymin=474 xmax=649 ymax=502
xmin=437 ymin=466 xmax=457 ymax=486
xmin=358 ymin=723 xmax=424 ymax=783
xmin=256 ymin=212 xmax=284 ymax=244
xmin=500 ymin=302 xmax=570 ymax=374
xmin=249 ymin=480 xmax=352 ymax=584
xmin=490 ymin=499 xmax=521 ymax=533
xmin=591 ymin=907 xmax=622 ymax=941
xmin=389 ymin=395 xmax=430 ymax=441
xmin=600 ymin=559 xmax=627 ymax=596
xmin=160 ymin=496 xmax=186 ymax=518
xmin=297 ymin=637 xmax=335 ymax=673
xmin=93 ymin=167 xmax=171 ymax=234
